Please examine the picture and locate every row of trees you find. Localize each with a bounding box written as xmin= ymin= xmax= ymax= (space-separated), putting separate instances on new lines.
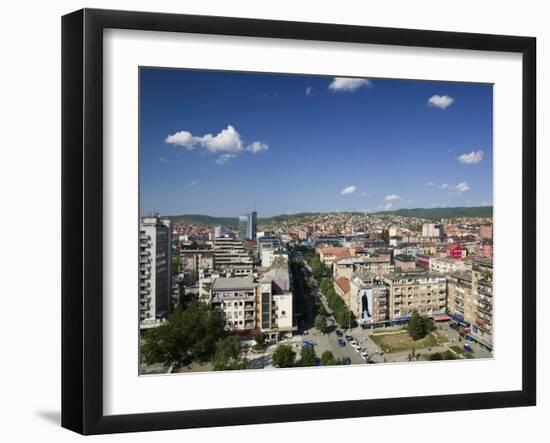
xmin=320 ymin=277 xmax=357 ymax=329
xmin=272 ymin=344 xmax=340 ymax=368
xmin=289 ymin=258 xmax=316 ymax=324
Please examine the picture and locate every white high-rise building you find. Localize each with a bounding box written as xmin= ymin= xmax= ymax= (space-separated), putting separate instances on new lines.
xmin=422 ymin=222 xmax=440 ymax=238
xmin=139 ymin=216 xmax=172 ymax=329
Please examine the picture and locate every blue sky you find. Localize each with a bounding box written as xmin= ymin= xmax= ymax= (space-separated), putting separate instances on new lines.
xmin=140 ymin=68 xmax=493 ymax=217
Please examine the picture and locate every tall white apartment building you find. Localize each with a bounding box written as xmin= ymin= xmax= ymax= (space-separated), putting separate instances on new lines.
xmin=422 ymin=222 xmax=440 ymax=238
xmin=139 ymin=216 xmax=172 ymax=329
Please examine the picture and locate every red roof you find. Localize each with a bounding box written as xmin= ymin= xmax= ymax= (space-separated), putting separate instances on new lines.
xmin=335 ymin=277 xmax=350 ymax=294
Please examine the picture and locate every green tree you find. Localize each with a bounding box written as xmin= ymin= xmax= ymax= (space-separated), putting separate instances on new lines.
xmin=407 ymin=310 xmax=433 ymax=341
xmin=320 ymin=350 xmax=338 ymax=366
xmin=212 ymin=336 xmax=249 ymax=371
xmin=300 ymin=346 xmax=318 ymax=367
xmin=254 ymin=332 xmax=268 ymax=350
xmin=141 ymin=302 xmax=225 ymax=365
xmin=272 ymin=344 xmax=296 ymax=368
xmin=172 ymin=255 xmax=181 ymax=275
xmin=314 ymin=314 xmax=328 ymax=333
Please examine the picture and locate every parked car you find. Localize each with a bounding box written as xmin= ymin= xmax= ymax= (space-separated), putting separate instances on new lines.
xmin=355 ymin=346 xmax=362 ymax=353
xmin=361 ymin=351 xmax=369 ymax=359
xmin=463 ymin=344 xmax=474 ymax=353
xmin=342 ymin=357 xmax=351 ymax=365
xmin=350 ymin=340 xmax=358 ymax=347
xmin=345 ymin=335 xmax=353 ymax=341
xmin=337 ymin=339 xmax=346 ymax=347
xmin=335 ymin=330 xmax=343 ymax=337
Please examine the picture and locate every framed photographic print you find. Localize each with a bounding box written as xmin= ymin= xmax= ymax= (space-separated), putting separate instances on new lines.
xmin=61 ymin=8 xmax=536 ymax=435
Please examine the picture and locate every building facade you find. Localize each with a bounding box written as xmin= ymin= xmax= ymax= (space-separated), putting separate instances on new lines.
xmin=349 ymin=271 xmax=389 ymax=325
xmin=210 ymin=277 xmax=257 ymax=331
xmin=139 ymin=216 xmax=172 ymax=329
xmin=180 ymin=248 xmax=214 ymax=285
xmin=213 ymin=237 xmax=253 ymax=273
xmin=384 ymin=271 xmax=447 ymax=319
xmin=238 ymin=211 xmax=257 ymax=240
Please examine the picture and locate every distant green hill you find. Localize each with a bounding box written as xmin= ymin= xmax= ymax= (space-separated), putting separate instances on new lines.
xmin=166 ymin=214 xmax=239 ymax=227
xmin=166 ymin=212 xmax=323 ymax=227
xmin=165 ymin=207 xmax=492 ymax=226
xmin=374 ymin=206 xmax=493 ymax=221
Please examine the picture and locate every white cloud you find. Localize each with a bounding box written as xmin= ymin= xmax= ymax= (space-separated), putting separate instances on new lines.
xmin=454 ymin=182 xmax=470 ymax=193
xmin=188 ymin=180 xmax=199 ymax=186
xmin=340 ymin=185 xmax=357 ymax=195
xmin=165 ymin=125 xmax=243 ymax=153
xmin=200 ymin=125 xmax=243 ymax=153
xmin=385 ymin=194 xmax=401 ymax=201
xmin=306 ymin=87 xmax=312 ymax=95
xmin=440 ymin=183 xmax=449 ymax=190
xmin=457 ymin=150 xmax=484 ymax=164
xmin=215 ymin=153 xmax=237 ymax=165
xmin=165 ymin=125 xmax=268 ymax=163
xmin=329 ymin=77 xmax=372 ymax=92
xmin=361 ymin=192 xmax=371 ymax=196
xmin=427 ymin=94 xmax=454 ymax=110
xmin=425 ymin=182 xmax=436 ymax=187
xmin=246 ymin=141 xmax=269 ymax=154
xmin=384 ymin=202 xmax=393 ymax=211
xmin=165 ymin=130 xmax=199 ymax=150
xmin=159 ymin=157 xmax=167 ymax=163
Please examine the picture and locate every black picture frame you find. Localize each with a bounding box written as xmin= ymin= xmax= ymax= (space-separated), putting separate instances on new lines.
xmin=62 ymin=8 xmax=536 ymax=435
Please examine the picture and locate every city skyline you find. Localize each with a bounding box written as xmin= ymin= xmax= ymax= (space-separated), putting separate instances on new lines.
xmin=140 ymin=68 xmax=493 ymax=217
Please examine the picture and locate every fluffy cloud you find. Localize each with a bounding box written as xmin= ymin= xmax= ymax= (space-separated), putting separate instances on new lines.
xmin=306 ymin=87 xmax=312 ymax=95
xmin=329 ymin=77 xmax=372 ymax=92
xmin=384 ymin=203 xmax=393 ymax=211
xmin=454 ymin=182 xmax=470 ymax=193
xmin=341 ymin=185 xmax=357 ymax=195
xmin=457 ymin=150 xmax=484 ymax=164
xmin=164 ymin=130 xmax=199 ymax=150
xmin=165 ymin=125 xmax=268 ymax=164
xmin=425 ymin=182 xmax=436 ymax=187
xmin=246 ymin=141 xmax=269 ymax=154
xmin=427 ymin=94 xmax=454 ymax=110
xmin=385 ymin=194 xmax=401 ymax=201
xmin=440 ymin=183 xmax=449 ymax=190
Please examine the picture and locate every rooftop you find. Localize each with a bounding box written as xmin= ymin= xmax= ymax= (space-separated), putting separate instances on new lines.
xmin=335 ymin=277 xmax=351 ymax=293
xmin=394 ymin=254 xmax=416 ymax=262
xmin=211 ymin=276 xmax=255 ymax=291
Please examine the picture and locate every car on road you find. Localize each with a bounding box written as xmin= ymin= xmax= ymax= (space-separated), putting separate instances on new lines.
xmin=342 ymin=357 xmax=351 ymax=365
xmin=463 ymin=344 xmax=474 ymax=353
xmin=337 ymin=338 xmax=346 ymax=347
xmin=335 ymin=330 xmax=343 ymax=337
